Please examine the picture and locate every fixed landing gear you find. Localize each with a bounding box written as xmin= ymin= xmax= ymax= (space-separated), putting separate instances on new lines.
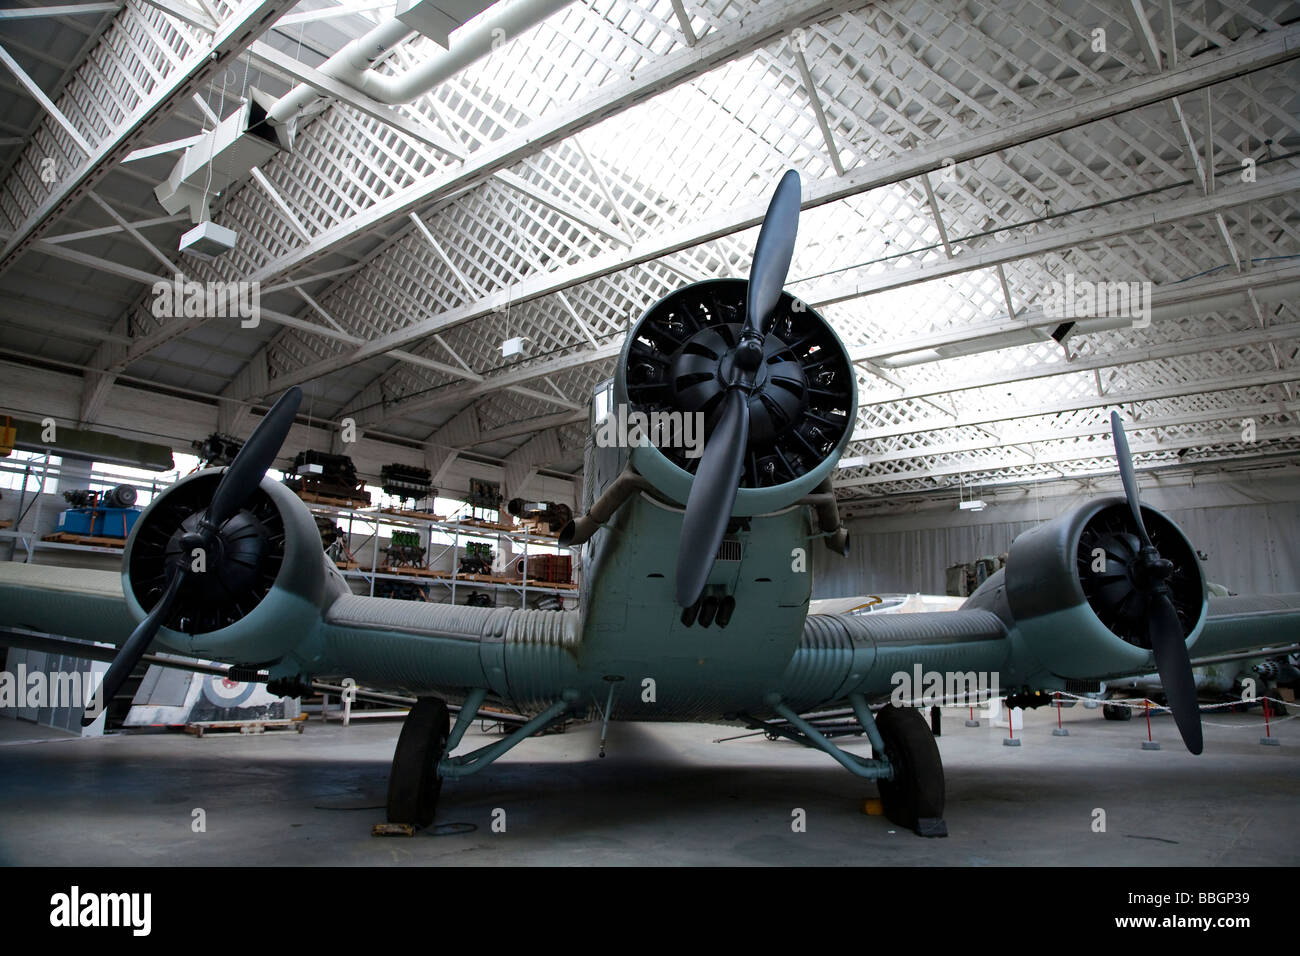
xmin=387 ymin=697 xmax=449 ymax=827
xmin=384 ymin=689 xmax=577 ymax=829
xmin=873 ymin=706 xmax=946 ymax=838
xmin=745 ymin=693 xmax=948 ymax=838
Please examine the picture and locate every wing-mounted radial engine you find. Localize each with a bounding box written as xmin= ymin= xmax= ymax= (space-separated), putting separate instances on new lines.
xmin=84 ymin=388 xmax=341 ymax=723
xmin=596 ymin=171 xmax=858 ymax=609
xmin=967 ymin=413 xmax=1209 ymax=753
xmin=122 ymin=470 xmax=336 ymax=661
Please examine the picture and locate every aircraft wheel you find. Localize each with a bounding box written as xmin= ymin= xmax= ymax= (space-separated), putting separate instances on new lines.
xmin=1102 ymin=702 xmax=1132 ymax=721
xmin=873 ymin=706 xmax=947 ymax=837
xmin=387 ymin=697 xmax=449 ymax=827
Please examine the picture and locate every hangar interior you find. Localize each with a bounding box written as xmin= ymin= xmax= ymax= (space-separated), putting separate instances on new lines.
xmin=0 ymin=0 xmax=1296 ymax=863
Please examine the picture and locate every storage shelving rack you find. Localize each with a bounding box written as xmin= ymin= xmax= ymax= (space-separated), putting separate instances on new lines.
xmin=0 ymin=452 xmax=175 ymax=562
xmin=310 ymin=496 xmax=577 ymax=607
xmin=0 ymin=453 xmax=578 ymax=609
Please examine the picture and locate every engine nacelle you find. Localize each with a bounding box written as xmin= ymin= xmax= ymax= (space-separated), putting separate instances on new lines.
xmin=615 ymin=278 xmax=856 ymax=514
xmin=974 ymin=496 xmax=1208 ymax=680
xmin=121 ymin=471 xmax=336 ymax=664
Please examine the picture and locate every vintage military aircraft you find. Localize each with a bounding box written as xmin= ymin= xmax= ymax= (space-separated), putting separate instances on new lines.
xmin=1 ymin=171 xmax=1298 ymax=837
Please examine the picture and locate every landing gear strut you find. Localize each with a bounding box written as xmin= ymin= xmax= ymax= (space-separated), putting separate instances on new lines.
xmin=387 ymin=697 xmax=449 ymax=826
xmin=385 ymin=689 xmax=576 ymax=829
xmin=743 ymin=693 xmax=948 ymax=837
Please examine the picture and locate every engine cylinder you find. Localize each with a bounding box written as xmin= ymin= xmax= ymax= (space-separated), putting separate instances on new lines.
xmin=614 ymin=278 xmax=856 ymax=515
xmin=1002 ymin=496 xmax=1207 ymax=679
xmin=121 ymin=472 xmax=333 ymax=663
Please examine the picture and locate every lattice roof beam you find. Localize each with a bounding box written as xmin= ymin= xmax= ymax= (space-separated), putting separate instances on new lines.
xmin=851 ymin=367 xmax=1297 ymax=443
xmin=847 ymin=259 xmax=1300 ymax=364
xmin=839 ymin=398 xmax=1300 ymax=470
xmin=355 ymin=206 xmax=1300 ymax=431
xmin=244 ymin=24 xmax=1300 ymax=397
xmin=1121 ymin=0 xmax=1241 ymax=270
xmin=858 ymin=320 xmax=1300 ymax=408
xmin=245 ymin=0 xmax=863 ymax=285
xmin=0 ymin=0 xmax=297 ymax=274
xmin=835 ymin=423 xmax=1300 ymax=490
xmin=804 ymin=170 xmax=1300 ymax=309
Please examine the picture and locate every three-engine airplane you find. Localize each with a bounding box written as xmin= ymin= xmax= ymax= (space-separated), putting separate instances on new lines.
xmin=2 ymin=171 xmax=1298 ymax=837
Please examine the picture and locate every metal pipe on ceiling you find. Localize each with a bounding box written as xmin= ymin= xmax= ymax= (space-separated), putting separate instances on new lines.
xmin=266 ymin=0 xmax=575 ymax=133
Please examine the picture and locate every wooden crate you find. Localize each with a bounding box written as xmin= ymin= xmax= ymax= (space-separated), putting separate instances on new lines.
xmin=379 ymin=507 xmax=445 ymax=522
xmin=296 ymin=490 xmax=372 ymax=509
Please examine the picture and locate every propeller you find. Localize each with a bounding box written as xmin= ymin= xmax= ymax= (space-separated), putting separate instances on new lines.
xmin=82 ymin=387 xmax=302 ymax=726
xmin=675 ymin=170 xmax=801 ymax=607
xmin=1108 ymin=410 xmax=1203 ymax=754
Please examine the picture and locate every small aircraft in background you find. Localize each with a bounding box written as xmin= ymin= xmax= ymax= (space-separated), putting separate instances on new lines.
xmin=2 ymin=172 xmax=1298 ymax=837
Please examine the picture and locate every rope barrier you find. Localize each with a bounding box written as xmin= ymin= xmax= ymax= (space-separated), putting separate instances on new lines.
xmin=909 ymin=687 xmax=1291 ymax=739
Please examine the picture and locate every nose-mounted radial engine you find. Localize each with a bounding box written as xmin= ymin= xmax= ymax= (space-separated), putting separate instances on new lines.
xmin=614 ymin=170 xmax=856 ymax=609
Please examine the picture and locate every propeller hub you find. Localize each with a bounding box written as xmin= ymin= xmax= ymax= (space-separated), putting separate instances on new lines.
xmin=1135 ymin=547 xmax=1176 ymax=588
xmin=670 ymin=322 xmax=814 ymax=448
xmin=732 ymin=333 xmax=764 ymax=374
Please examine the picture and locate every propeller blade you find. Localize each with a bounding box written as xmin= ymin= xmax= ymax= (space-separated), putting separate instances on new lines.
xmin=1109 ymin=411 xmax=1152 ymax=548
xmin=744 ymin=169 xmax=802 ymax=338
xmin=675 ymin=389 xmax=750 ymax=607
xmin=208 ymin=387 xmax=302 ymax=527
xmin=1147 ymin=591 xmax=1204 ymax=754
xmin=82 ymin=568 xmax=186 ymax=726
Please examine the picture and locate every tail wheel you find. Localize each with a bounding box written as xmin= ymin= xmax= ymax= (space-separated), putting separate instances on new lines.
xmin=387 ymin=697 xmax=449 ymax=827
xmin=873 ymin=706 xmax=947 ymax=837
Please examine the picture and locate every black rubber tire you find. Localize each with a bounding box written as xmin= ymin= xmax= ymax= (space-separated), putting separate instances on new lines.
xmin=873 ymin=706 xmax=945 ymax=835
xmin=386 ymin=697 xmax=450 ymax=827
xmin=1102 ymin=702 xmax=1133 ymax=721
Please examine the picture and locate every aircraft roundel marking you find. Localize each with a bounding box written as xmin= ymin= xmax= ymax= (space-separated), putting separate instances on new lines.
xmin=202 ymin=675 xmax=255 ymax=707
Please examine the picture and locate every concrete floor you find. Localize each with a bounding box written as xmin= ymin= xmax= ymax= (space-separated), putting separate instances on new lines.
xmin=0 ymin=704 xmax=1295 ymax=866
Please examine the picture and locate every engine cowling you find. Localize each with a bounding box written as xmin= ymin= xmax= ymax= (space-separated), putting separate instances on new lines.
xmin=980 ymin=496 xmax=1207 ymax=679
xmin=121 ymin=471 xmax=335 ymax=664
xmin=615 ymin=277 xmax=856 ymax=514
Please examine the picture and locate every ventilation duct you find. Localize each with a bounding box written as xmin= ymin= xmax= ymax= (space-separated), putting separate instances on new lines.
xmin=265 ymin=0 xmax=574 ymax=144
xmin=154 ymin=89 xmax=288 ymax=221
xmin=154 ymin=0 xmax=572 ymax=222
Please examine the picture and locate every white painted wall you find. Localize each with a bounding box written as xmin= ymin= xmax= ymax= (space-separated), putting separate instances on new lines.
xmin=814 ymin=474 xmax=1300 ymax=598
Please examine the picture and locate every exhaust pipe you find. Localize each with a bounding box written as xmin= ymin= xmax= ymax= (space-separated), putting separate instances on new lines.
xmin=805 ymin=478 xmax=849 ymax=555
xmin=558 ymin=467 xmax=656 ymax=548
